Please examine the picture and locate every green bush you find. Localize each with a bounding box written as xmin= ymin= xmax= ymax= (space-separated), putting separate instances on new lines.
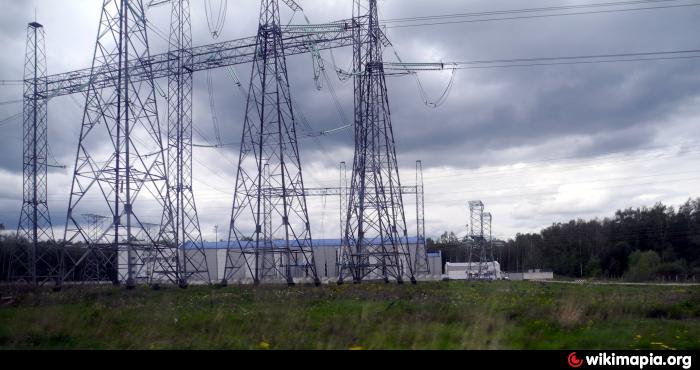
xmin=625 ymin=250 xmax=661 ymax=282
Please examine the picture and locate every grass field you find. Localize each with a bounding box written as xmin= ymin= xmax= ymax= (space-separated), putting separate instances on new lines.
xmin=0 ymin=281 xmax=698 ymax=349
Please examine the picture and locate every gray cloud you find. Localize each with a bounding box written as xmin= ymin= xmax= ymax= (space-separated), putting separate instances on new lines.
xmin=1 ymin=0 xmax=700 ymax=238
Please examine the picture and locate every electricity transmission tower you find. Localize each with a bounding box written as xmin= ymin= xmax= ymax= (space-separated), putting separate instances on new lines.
xmin=467 ymin=201 xmax=484 ymax=279
xmin=339 ymin=161 xmax=348 ymax=243
xmin=414 ymin=160 xmax=430 ymax=274
xmin=483 ymin=211 xmax=497 ymax=278
xmin=468 ymin=201 xmax=496 ymax=279
xmin=63 ymin=0 xmax=170 ymax=288
xmin=338 ymin=0 xmax=416 ymax=284
xmin=11 ymin=21 xmax=60 ymax=287
xmin=17 ymin=0 xmax=355 ymax=287
xmin=222 ymin=0 xmax=320 ymax=286
xmin=153 ymin=0 xmax=210 ymax=287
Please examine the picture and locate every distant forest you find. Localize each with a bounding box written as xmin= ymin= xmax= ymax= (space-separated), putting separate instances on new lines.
xmin=428 ymin=199 xmax=700 ymax=281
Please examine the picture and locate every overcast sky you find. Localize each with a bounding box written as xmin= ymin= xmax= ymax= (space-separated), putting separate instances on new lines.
xmin=1 ymin=0 xmax=700 ymax=241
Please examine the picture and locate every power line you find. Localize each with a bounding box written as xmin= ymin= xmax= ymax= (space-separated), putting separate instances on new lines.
xmin=449 ymin=49 xmax=700 ymax=65
xmin=204 ymin=0 xmax=227 ymax=39
xmin=385 ymin=43 xmax=458 ymax=108
xmin=383 ymin=2 xmax=700 ymax=29
xmin=206 ymin=69 xmax=223 ymax=147
xmin=383 ymin=0 xmax=687 ymax=23
xmin=0 ymin=80 xmax=23 ymax=86
xmin=451 ymin=55 xmax=700 ymax=69
xmin=381 ymin=50 xmax=700 ymax=73
xmin=0 ymin=111 xmax=22 ymax=127
xmin=0 ymin=99 xmax=23 ymax=106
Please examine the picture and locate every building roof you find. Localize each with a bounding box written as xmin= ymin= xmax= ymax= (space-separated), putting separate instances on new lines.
xmin=185 ymin=236 xmax=421 ymax=250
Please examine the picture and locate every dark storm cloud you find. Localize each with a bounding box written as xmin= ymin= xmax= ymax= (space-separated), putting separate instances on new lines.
xmin=1 ymin=0 xmax=700 ymax=234
xmin=372 ymin=1 xmax=700 ymax=169
xmin=394 ymin=59 xmax=700 ymax=168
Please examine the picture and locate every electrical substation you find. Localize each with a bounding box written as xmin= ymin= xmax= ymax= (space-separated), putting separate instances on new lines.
xmin=7 ymin=0 xmax=503 ymax=289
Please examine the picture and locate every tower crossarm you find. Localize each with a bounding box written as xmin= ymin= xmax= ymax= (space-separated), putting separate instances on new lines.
xmin=303 ymin=185 xmax=417 ymax=197
xmin=41 ymin=18 xmax=361 ymax=97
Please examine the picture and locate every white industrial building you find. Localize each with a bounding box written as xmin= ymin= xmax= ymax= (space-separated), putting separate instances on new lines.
xmin=118 ymin=244 xmax=555 ymax=284
xmin=508 ymin=269 xmax=554 ymax=281
xmin=444 ymin=261 xmax=504 ymax=280
xmin=159 ymin=237 xmax=445 ymax=284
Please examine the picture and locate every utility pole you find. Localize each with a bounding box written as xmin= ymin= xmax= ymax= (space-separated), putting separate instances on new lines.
xmin=214 ymin=225 xmax=219 ymax=248
xmin=579 ymin=232 xmax=583 ymax=277
xmin=529 ymin=238 xmax=533 ymax=272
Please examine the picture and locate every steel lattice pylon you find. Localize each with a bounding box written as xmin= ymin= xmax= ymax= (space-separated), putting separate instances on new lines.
xmin=153 ymin=0 xmax=211 ymax=287
xmin=467 ymin=201 xmax=497 ymax=280
xmin=338 ymin=0 xmax=416 ymax=284
xmin=483 ymin=212 xmax=499 ymax=279
xmin=467 ymin=200 xmax=485 ymax=279
xmin=12 ymin=22 xmax=61 ymax=287
xmin=339 ymin=161 xmax=348 ymax=243
xmin=63 ymin=0 xmax=170 ymax=288
xmin=414 ymin=160 xmax=429 ymax=275
xmin=222 ymin=0 xmax=320 ymax=286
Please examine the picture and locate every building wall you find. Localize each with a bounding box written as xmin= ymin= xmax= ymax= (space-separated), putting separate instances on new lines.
xmin=214 ymin=243 xmax=439 ymax=283
xmin=523 ymin=271 xmax=554 ymax=280
xmin=204 ymin=249 xmax=218 ymax=282
xmin=117 ymin=242 xmax=439 ymax=284
xmin=426 ymin=252 xmax=443 ymax=279
xmin=506 ymin=271 xmax=554 ymax=280
xmin=444 ymin=261 xmax=503 ymax=280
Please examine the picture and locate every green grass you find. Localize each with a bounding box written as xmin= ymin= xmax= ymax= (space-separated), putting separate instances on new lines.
xmin=0 ymin=281 xmax=698 ymax=349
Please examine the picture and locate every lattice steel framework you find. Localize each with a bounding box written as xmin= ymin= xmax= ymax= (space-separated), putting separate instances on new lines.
xmin=222 ymin=0 xmax=320 ymax=286
xmin=12 ymin=22 xmax=61 ymax=287
xmin=9 ymin=2 xmax=406 ymax=288
xmin=80 ymin=213 xmax=109 ymax=280
xmin=483 ymin=211 xmax=494 ymax=266
xmin=339 ymin=161 xmax=348 ymax=242
xmin=304 ymin=162 xmax=424 ymax=247
xmin=63 ymin=0 xmax=169 ymax=288
xmin=82 ymin=214 xmax=109 ymax=244
xmin=40 ymin=21 xmax=359 ymax=98
xmin=468 ymin=200 xmax=495 ymax=280
xmin=338 ymin=0 xmax=415 ymax=284
xmin=152 ymin=0 xmax=210 ymax=287
xmin=414 ymin=160 xmax=429 ymax=274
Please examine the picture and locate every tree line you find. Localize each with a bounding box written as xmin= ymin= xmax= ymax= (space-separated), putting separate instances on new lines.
xmin=428 ymin=199 xmax=700 ymax=281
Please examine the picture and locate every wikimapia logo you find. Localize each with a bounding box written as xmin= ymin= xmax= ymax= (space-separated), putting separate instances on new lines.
xmin=569 ymin=352 xmax=584 ymax=368
xmin=567 ymin=352 xmax=692 ymax=369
